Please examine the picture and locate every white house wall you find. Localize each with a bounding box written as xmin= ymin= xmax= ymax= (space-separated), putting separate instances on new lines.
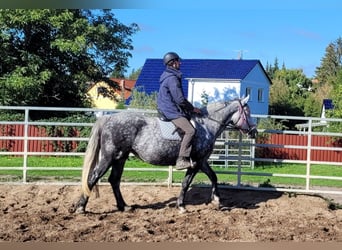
xmin=187 ymin=79 xmax=241 ymax=107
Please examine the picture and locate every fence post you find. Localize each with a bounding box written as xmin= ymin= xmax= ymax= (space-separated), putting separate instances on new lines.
xmin=305 ymin=118 xmax=313 ymax=191
xmin=250 ymin=138 xmax=255 ymax=169
xmin=167 ymin=165 xmax=173 ymax=187
xmin=224 ymin=130 xmax=228 ymax=168
xmin=237 ymin=132 xmax=242 ymax=186
xmin=23 ymin=108 xmax=29 ymax=183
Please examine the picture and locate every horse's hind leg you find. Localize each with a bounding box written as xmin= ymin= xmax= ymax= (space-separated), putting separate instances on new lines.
xmin=108 ymin=156 xmax=130 ymax=212
xmin=74 ymin=157 xmax=112 ymax=213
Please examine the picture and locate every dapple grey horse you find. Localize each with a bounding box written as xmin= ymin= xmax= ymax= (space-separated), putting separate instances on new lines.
xmin=72 ymin=96 xmax=257 ymax=213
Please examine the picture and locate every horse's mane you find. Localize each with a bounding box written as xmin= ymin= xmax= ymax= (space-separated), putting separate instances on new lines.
xmin=205 ymin=101 xmax=226 ymax=112
xmin=205 ymin=98 xmax=240 ymax=111
xmin=203 ymin=99 xmax=239 ymax=112
xmin=198 ymin=98 xmax=243 ymax=118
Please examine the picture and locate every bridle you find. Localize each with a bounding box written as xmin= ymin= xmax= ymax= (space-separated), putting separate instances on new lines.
xmin=206 ymin=100 xmax=255 ymax=134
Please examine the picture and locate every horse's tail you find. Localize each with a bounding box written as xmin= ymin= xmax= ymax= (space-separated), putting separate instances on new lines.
xmin=81 ymin=116 xmax=110 ymax=197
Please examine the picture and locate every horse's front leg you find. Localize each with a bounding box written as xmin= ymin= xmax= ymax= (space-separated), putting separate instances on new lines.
xmin=177 ymin=167 xmax=199 ymax=213
xmin=200 ymin=161 xmax=221 ymax=207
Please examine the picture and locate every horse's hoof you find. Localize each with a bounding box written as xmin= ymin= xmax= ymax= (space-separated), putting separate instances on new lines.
xmin=69 ymin=203 xmax=84 ymax=214
xmin=123 ymin=206 xmax=133 ymax=212
xmin=118 ymin=205 xmax=133 ymax=212
xmin=74 ymin=206 xmax=86 ymax=214
xmin=219 ymin=204 xmax=233 ymax=211
xmin=178 ymin=206 xmax=187 ymax=214
xmin=212 ymin=195 xmax=220 ymax=204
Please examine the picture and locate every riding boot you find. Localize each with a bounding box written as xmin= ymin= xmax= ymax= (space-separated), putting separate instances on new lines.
xmin=176 ymin=157 xmax=195 ymax=170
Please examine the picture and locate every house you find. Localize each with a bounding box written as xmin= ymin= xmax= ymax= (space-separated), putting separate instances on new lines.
xmin=134 ymin=59 xmax=271 ymax=115
xmin=87 ymin=78 xmax=136 ymax=110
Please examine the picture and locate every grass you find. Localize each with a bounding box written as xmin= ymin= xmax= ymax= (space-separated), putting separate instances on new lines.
xmin=0 ymin=156 xmax=341 ymax=188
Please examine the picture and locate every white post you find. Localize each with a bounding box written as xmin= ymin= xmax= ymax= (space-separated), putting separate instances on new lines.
xmin=23 ymin=108 xmax=29 ymax=183
xmin=305 ymin=118 xmax=313 ymax=191
xmin=237 ymin=132 xmax=242 ymax=186
xmin=168 ymin=165 xmax=173 ymax=187
xmin=250 ymin=138 xmax=255 ymax=169
xmin=225 ymin=130 xmax=228 ymax=168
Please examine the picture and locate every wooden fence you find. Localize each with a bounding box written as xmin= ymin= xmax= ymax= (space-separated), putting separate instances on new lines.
xmin=258 ymin=134 xmax=342 ymax=162
xmin=0 ymin=124 xmax=79 ymax=153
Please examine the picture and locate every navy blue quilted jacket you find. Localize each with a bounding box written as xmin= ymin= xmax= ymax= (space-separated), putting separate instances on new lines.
xmin=157 ymin=66 xmax=194 ymax=120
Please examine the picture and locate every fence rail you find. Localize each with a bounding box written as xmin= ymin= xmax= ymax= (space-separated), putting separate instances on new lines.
xmin=1 ymin=106 xmax=342 ymax=196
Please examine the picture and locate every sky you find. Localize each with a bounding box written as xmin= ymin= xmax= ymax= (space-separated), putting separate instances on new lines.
xmin=113 ymin=0 xmax=342 ymax=78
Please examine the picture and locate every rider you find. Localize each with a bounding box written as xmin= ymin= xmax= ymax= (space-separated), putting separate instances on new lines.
xmin=157 ymin=52 xmax=201 ymax=170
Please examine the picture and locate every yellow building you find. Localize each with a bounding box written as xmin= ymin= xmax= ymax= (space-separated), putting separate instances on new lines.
xmin=87 ymin=78 xmax=136 ymax=109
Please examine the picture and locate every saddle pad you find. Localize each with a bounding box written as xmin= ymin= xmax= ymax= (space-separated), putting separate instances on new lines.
xmin=158 ymin=119 xmax=182 ymax=141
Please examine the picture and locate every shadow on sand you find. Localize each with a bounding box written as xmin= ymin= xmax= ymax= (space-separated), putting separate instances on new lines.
xmin=130 ymin=185 xmax=283 ymax=211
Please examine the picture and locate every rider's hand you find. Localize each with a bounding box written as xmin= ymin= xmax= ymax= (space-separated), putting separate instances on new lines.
xmin=193 ymin=107 xmax=202 ymax=115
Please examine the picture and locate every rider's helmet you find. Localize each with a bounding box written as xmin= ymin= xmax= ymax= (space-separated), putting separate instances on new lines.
xmin=163 ymin=52 xmax=180 ymax=65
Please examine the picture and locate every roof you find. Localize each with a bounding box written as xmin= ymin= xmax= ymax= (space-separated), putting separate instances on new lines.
xmin=110 ymin=78 xmax=136 ymax=100
xmin=135 ymin=59 xmax=270 ymax=97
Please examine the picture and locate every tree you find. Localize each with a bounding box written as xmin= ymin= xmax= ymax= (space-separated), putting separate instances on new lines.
xmin=0 ymin=9 xmax=138 ymax=111
xmin=200 ymin=90 xmax=209 ymax=107
xmin=330 ymin=68 xmax=342 ymax=112
xmin=270 ymin=69 xmax=314 ymax=112
xmin=326 ymin=69 xmax=342 ymax=132
xmin=128 ymin=87 xmax=157 ymax=110
xmin=315 ymin=37 xmax=342 ymax=133
xmin=265 ymin=57 xmax=281 ymax=79
xmin=126 ymin=67 xmax=142 ymax=80
xmin=269 ymin=68 xmax=317 ymax=128
xmin=315 ymin=37 xmax=342 ymax=85
xmin=269 ymin=76 xmax=291 ymax=112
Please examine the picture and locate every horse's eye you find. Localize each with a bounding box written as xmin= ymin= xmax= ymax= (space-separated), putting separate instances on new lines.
xmin=244 ymin=106 xmax=250 ymax=114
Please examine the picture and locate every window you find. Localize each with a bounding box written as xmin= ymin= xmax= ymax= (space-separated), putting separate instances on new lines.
xmin=258 ymin=88 xmax=264 ymax=102
xmin=97 ymin=86 xmax=109 ymax=98
xmin=245 ymin=87 xmax=252 ymax=99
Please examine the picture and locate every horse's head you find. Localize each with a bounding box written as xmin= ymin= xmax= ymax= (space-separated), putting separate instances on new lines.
xmin=229 ymin=95 xmax=257 ymax=138
xmin=202 ymin=95 xmax=258 ymax=139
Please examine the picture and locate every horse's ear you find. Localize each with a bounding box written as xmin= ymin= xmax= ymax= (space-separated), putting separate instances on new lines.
xmin=241 ymin=95 xmax=250 ymax=105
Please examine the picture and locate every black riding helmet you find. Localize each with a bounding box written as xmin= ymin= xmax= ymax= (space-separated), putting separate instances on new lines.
xmin=163 ymin=52 xmax=180 ymax=65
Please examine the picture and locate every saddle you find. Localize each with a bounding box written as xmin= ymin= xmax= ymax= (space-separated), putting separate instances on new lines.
xmin=157 ymin=118 xmax=196 ymax=141
xmin=158 ymin=119 xmax=182 ymax=141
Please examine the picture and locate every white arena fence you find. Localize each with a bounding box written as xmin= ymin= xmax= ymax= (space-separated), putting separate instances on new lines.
xmin=0 ymin=106 xmax=342 ymax=197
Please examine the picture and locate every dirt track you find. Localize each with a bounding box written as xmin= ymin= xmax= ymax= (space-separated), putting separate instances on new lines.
xmin=0 ymin=184 xmax=341 ymax=242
